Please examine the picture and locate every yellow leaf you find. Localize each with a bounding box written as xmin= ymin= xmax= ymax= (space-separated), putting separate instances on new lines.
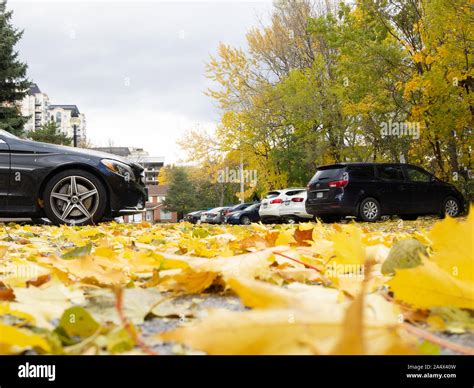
xmin=332 ymin=225 xmax=366 ymax=265
xmin=428 ymin=211 xmax=473 ymax=283
xmin=0 ymin=323 xmax=50 ymax=354
xmin=388 ymin=258 xmax=474 ymax=309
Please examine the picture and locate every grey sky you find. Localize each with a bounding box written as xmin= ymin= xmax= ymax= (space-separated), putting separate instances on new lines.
xmin=9 ymin=0 xmax=273 ymax=163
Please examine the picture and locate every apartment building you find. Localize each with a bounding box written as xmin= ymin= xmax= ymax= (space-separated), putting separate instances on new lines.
xmin=20 ymin=84 xmax=50 ymax=132
xmin=20 ymin=83 xmax=87 ymax=143
xmin=49 ymin=104 xmax=87 ymax=142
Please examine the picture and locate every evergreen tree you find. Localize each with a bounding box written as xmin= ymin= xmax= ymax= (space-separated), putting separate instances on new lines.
xmin=0 ymin=0 xmax=30 ymax=136
xmin=28 ymin=120 xmax=72 ymax=145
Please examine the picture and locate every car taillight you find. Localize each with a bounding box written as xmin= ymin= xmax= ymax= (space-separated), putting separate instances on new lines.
xmin=270 ymin=198 xmax=283 ymax=204
xmin=328 ymin=179 xmax=348 ymax=188
xmin=291 ymin=197 xmax=304 ymax=202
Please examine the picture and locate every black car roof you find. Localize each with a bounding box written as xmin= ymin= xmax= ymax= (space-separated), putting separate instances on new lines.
xmin=317 ymin=162 xmax=422 ymax=169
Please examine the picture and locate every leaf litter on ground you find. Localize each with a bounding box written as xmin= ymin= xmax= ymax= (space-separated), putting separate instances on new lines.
xmin=0 ymin=210 xmax=473 ymax=355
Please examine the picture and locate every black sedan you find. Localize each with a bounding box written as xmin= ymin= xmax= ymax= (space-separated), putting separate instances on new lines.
xmin=0 ymin=129 xmax=147 ymax=225
xmin=225 ymin=202 xmax=261 ymax=225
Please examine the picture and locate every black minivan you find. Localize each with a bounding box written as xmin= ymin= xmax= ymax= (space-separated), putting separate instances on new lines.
xmin=305 ymin=163 xmax=465 ymax=222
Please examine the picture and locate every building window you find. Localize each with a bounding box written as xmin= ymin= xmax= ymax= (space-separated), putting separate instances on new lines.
xmin=146 ymin=210 xmax=153 ymax=221
xmin=160 ymin=209 xmax=172 ymax=220
xmin=56 ymin=112 xmax=62 ymax=124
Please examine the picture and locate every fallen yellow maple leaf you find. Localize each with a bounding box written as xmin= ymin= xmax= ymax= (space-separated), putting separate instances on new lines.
xmin=388 ymin=257 xmax=474 ymax=309
xmin=0 ymin=323 xmax=50 ymax=354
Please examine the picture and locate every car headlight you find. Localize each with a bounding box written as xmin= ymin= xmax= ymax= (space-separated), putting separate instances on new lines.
xmin=101 ymin=159 xmax=135 ymax=182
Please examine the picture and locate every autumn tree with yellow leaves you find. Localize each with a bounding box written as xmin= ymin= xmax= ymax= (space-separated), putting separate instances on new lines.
xmin=192 ymin=0 xmax=473 ymax=198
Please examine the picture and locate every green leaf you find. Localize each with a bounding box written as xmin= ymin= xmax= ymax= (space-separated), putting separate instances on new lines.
xmin=58 ymin=306 xmax=100 ymax=338
xmin=61 ymin=243 xmax=92 ymax=260
xmin=382 ymin=239 xmax=426 ymax=276
xmin=106 ymin=326 xmax=136 ymax=354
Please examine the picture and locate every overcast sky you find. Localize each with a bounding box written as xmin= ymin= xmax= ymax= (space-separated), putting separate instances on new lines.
xmin=9 ymin=0 xmax=273 ymax=163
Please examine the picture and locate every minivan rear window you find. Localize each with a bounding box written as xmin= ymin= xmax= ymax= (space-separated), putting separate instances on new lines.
xmin=347 ymin=165 xmax=375 ymax=180
xmin=309 ymin=167 xmax=344 ymax=183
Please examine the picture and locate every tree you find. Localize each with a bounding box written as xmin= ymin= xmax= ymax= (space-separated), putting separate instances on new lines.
xmin=28 ymin=121 xmax=72 ymax=145
xmin=162 ymin=166 xmax=197 ymax=219
xmin=201 ymin=0 xmax=472 ymax=199
xmin=0 ymin=1 xmax=30 ymax=136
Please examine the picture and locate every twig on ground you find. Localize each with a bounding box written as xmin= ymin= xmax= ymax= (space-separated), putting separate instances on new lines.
xmin=113 ymin=287 xmax=158 ymax=355
xmin=402 ymin=322 xmax=474 ymax=355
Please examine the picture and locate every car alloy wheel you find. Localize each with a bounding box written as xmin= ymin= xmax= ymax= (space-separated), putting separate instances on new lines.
xmin=359 ymin=198 xmax=380 ymax=222
xmin=444 ymin=198 xmax=459 ymax=217
xmin=49 ymin=175 xmax=100 ymax=224
xmin=240 ymin=216 xmax=251 ymax=225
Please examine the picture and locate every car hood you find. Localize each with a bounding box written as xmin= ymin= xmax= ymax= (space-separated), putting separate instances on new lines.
xmin=19 ymin=139 xmax=136 ymax=166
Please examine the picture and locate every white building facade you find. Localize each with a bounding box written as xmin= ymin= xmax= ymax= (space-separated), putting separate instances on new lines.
xmin=20 ymin=84 xmax=87 ymax=143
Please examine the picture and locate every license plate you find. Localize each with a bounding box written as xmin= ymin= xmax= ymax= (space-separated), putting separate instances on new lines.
xmin=284 ymin=201 xmax=290 ymax=206
xmin=317 ymin=192 xmax=323 ymax=198
xmin=263 ymin=203 xmax=268 ymax=208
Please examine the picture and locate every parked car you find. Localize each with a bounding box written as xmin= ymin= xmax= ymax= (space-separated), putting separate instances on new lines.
xmin=279 ymin=189 xmax=313 ymax=223
xmin=225 ymin=202 xmax=261 ymax=225
xmin=259 ymin=188 xmax=307 ymax=223
xmin=224 ymin=202 xmax=254 ymax=217
xmin=200 ymin=206 xmax=230 ymax=224
xmin=183 ymin=210 xmax=205 ymax=224
xmin=306 ymin=163 xmax=465 ymax=222
xmin=0 ymin=129 xmax=147 ymax=226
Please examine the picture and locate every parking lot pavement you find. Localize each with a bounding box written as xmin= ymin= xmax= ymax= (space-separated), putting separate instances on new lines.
xmin=0 ymin=218 xmax=33 ymax=223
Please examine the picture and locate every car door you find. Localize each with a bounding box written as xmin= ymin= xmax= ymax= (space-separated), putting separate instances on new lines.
xmin=6 ymin=137 xmax=38 ymax=212
xmin=375 ymin=164 xmax=410 ymax=214
xmin=0 ymin=137 xmax=10 ymax=210
xmin=403 ymin=165 xmax=434 ymax=214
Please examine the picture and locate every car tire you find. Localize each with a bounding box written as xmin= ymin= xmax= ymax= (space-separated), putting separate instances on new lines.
xmin=283 ymin=216 xmax=297 ymax=224
xmin=43 ymin=169 xmax=107 ymax=226
xmin=400 ymin=215 xmax=418 ymax=221
xmin=440 ymin=196 xmax=461 ymax=218
xmin=359 ymin=197 xmax=381 ymax=222
xmin=240 ymin=216 xmax=251 ymax=225
xmin=318 ymin=215 xmax=340 ymax=223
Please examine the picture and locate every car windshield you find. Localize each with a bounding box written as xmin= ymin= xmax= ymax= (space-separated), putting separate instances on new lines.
xmin=0 ymin=129 xmax=19 ymax=139
xmin=230 ymin=203 xmax=251 ymax=211
xmin=265 ymin=191 xmax=281 ymax=199
xmin=246 ymin=203 xmax=260 ymax=210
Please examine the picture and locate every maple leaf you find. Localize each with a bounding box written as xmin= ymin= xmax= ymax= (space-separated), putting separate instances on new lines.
xmin=388 ymin=214 xmax=474 ymax=309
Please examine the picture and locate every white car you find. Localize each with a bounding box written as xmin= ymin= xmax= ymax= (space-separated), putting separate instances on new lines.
xmin=278 ymin=189 xmax=313 ymax=223
xmin=259 ymin=188 xmax=311 ymax=223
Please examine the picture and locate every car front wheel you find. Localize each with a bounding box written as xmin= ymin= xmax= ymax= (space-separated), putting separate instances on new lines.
xmin=43 ymin=169 xmax=107 ymax=226
xmin=240 ymin=216 xmax=251 ymax=225
xmin=440 ymin=196 xmax=461 ymax=218
xmin=359 ymin=198 xmax=381 ymax=222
